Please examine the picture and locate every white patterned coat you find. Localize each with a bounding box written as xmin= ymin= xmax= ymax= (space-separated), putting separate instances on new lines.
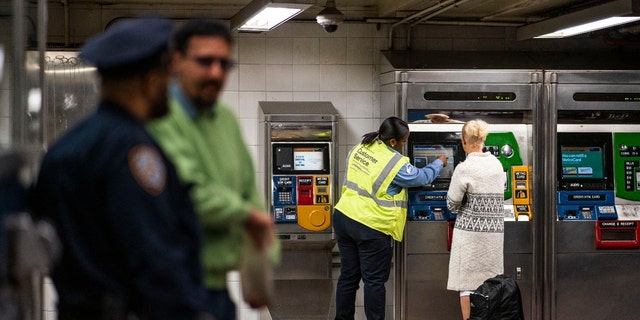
xmin=446 ymin=152 xmax=506 ymax=291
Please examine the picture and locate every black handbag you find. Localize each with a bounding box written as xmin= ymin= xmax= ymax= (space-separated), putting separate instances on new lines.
xmin=469 ymin=274 xmax=524 ymax=320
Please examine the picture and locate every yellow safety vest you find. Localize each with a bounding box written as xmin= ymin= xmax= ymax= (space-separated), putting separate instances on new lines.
xmin=335 ymin=140 xmax=409 ymax=241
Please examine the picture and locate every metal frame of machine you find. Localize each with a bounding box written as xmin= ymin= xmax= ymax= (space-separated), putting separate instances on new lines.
xmin=381 ymin=69 xmax=541 ymax=320
xmin=259 ymin=101 xmax=339 ymax=319
xmin=544 ymin=70 xmax=640 ymax=320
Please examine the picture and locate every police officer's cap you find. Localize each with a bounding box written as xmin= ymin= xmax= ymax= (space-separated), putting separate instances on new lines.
xmin=80 ymin=16 xmax=173 ymax=73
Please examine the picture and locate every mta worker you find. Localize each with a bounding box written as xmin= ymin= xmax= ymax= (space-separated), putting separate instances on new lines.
xmin=333 ymin=116 xmax=447 ymax=320
xmin=147 ymin=18 xmax=279 ymax=320
xmin=30 ymin=16 xmax=214 ymax=320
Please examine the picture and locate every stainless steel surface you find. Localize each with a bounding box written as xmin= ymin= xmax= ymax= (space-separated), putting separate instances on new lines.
xmin=260 ymin=102 xmax=339 ymax=320
xmin=402 ymin=222 xmax=533 ymax=320
xmin=39 ymin=51 xmax=98 ymax=146
xmin=259 ymin=101 xmax=339 ymax=122
xmin=391 ymin=69 xmax=539 ymax=320
xmin=555 ymin=220 xmax=640 ymax=320
xmin=534 ymin=65 xmax=552 ymax=320
xmin=549 ymin=72 xmax=640 ymax=320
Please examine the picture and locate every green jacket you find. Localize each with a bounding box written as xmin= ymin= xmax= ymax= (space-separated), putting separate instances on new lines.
xmin=148 ymin=85 xmax=279 ymax=289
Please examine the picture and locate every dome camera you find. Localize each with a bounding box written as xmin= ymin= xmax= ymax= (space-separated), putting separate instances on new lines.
xmin=316 ymin=0 xmax=344 ymax=33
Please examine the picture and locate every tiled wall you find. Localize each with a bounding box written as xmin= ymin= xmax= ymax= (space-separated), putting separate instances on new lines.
xmin=226 ymin=22 xmax=388 ymax=319
xmin=227 ymin=21 xmax=388 ymax=198
xmin=6 ymin=6 xmax=638 ymax=319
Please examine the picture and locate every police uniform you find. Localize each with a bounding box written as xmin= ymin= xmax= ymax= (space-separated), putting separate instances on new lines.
xmin=31 ymin=16 xmax=212 ymax=320
xmin=0 ymin=151 xmax=26 ymax=290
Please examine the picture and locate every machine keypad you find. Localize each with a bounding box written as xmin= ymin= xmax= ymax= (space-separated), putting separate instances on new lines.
xmin=622 ymin=160 xmax=639 ymax=191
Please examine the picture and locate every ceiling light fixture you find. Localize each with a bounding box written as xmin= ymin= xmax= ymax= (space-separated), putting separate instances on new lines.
xmin=230 ymin=0 xmax=315 ymax=33
xmin=517 ymin=0 xmax=640 ymax=40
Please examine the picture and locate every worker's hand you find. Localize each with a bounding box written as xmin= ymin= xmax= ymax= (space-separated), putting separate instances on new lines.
xmin=437 ymin=155 xmax=448 ymax=167
xmin=245 ymin=209 xmax=275 ymax=250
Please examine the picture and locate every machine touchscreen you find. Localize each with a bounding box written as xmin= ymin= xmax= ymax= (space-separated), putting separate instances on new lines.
xmin=556 ymin=132 xmax=614 ymax=191
xmin=561 ymin=146 xmax=605 ymax=179
xmin=294 ymin=147 xmax=325 ymax=171
xmin=273 ymin=143 xmax=330 ymax=174
xmin=412 ymin=144 xmax=457 ymax=180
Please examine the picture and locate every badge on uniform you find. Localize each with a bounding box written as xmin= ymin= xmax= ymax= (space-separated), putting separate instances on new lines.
xmin=128 ymin=144 xmax=167 ymax=196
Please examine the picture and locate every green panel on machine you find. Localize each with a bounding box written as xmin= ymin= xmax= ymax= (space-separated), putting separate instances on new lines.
xmin=614 ymin=132 xmax=640 ymax=201
xmin=484 ymin=132 xmax=523 ymax=200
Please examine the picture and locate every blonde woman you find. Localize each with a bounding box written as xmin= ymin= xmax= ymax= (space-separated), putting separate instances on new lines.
xmin=446 ymin=119 xmax=506 ymax=320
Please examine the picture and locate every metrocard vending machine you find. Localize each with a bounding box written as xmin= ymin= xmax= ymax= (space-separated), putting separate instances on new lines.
xmin=548 ymin=70 xmax=640 ymax=320
xmin=259 ymin=101 xmax=338 ymax=319
xmin=384 ymin=69 xmax=540 ymax=320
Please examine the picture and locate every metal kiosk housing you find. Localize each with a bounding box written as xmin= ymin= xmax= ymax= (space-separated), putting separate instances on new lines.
xmin=259 ymin=101 xmax=339 ymax=319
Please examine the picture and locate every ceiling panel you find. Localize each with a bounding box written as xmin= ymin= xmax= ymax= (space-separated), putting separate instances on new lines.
xmin=65 ymin=0 xmax=640 ymax=32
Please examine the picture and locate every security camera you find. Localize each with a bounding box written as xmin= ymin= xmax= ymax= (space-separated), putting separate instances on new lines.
xmin=316 ymin=0 xmax=344 ymax=33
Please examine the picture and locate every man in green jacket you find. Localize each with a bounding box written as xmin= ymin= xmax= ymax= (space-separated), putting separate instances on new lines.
xmin=148 ymin=18 xmax=279 ymax=320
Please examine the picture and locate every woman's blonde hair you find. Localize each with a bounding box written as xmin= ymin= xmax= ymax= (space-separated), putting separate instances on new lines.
xmin=462 ymin=119 xmax=489 ymax=148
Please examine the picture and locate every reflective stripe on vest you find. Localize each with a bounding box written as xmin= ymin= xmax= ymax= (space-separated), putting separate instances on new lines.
xmin=335 ymin=141 xmax=409 ymax=241
xmin=343 ymin=151 xmax=407 ymax=209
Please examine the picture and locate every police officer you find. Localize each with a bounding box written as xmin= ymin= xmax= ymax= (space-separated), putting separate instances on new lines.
xmin=31 ymin=16 xmax=213 ymax=320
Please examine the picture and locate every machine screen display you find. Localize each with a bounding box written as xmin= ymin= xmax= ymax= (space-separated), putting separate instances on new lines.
xmin=294 ymin=147 xmax=325 ymax=171
xmin=561 ymin=146 xmax=604 ymax=179
xmin=273 ymin=143 xmax=330 ymax=174
xmin=412 ymin=144 xmax=457 ymax=179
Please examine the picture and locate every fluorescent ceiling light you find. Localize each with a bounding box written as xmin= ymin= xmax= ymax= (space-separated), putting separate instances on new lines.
xmin=517 ymin=0 xmax=640 ymax=40
xmin=230 ymin=0 xmax=314 ymax=33
xmin=535 ymin=16 xmax=640 ymax=38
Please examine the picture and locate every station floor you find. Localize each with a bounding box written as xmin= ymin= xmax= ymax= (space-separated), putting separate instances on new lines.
xmin=42 ymin=264 xmax=394 ymax=320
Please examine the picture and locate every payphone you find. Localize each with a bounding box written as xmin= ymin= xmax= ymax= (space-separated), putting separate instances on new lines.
xmin=259 ymin=101 xmax=338 ymax=319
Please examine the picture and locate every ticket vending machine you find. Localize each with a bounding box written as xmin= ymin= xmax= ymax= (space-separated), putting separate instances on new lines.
xmin=260 ymin=101 xmax=338 ymax=319
xmin=385 ymin=69 xmax=540 ymax=320
xmin=547 ymin=70 xmax=640 ymax=320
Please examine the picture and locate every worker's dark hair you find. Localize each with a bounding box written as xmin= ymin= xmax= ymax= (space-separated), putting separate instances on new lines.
xmin=361 ymin=116 xmax=409 ymax=145
xmin=170 ymin=18 xmax=233 ymax=54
